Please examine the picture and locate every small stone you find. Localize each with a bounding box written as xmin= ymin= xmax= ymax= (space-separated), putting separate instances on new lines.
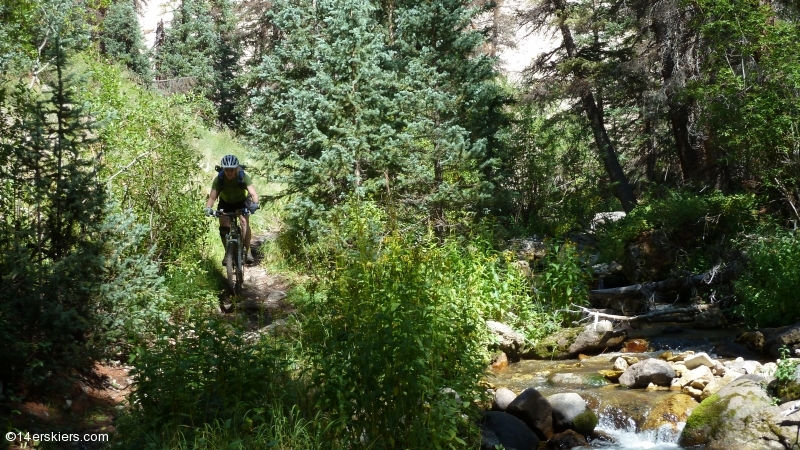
xmin=599 ymin=369 xmax=624 ymax=382
xmin=684 ymin=352 xmax=716 ymax=370
xmin=682 ymin=385 xmax=703 ymax=399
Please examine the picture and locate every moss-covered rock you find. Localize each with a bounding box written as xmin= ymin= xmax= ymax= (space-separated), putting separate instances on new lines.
xmin=571 ymin=409 xmax=599 ymax=436
xmin=679 ymin=375 xmax=777 ymax=448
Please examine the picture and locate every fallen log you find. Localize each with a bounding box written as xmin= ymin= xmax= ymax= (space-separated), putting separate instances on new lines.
xmin=574 ymin=304 xmax=713 ymax=324
xmin=590 ymin=266 xmax=738 ymax=302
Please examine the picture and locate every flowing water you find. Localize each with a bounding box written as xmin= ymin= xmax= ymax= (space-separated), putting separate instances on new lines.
xmin=487 ymin=325 xmax=758 ymax=449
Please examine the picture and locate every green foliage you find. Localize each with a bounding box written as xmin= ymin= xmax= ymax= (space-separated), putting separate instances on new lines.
xmin=297 ymin=201 xmax=553 ymax=448
xmin=533 ymin=241 xmax=592 ymax=325
xmin=117 ymin=318 xmax=306 ymax=449
xmin=0 ymin=35 xmax=105 ymax=393
xmin=733 ymin=230 xmax=800 ymax=327
xmin=100 ymin=0 xmax=152 ymax=82
xmin=249 ymin=0 xmax=505 ymax=242
xmin=774 ymin=346 xmax=799 ymax=383
xmin=98 ymin=208 xmax=169 ymax=347
xmin=78 ymin=53 xmax=208 ymax=265
xmin=688 ymin=0 xmax=800 ymax=216
xmin=155 ymin=0 xmax=244 ymax=128
xmin=501 ymin=101 xmax=613 ymax=235
xmin=596 ymin=190 xmax=760 ymax=271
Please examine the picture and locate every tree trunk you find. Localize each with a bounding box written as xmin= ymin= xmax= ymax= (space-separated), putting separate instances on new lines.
xmin=554 ymin=0 xmax=637 ymax=212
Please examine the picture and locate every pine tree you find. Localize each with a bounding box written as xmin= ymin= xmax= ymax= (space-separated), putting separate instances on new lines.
xmin=0 ymin=33 xmax=106 ymax=392
xmin=248 ymin=0 xmax=506 ymax=239
xmin=100 ymin=0 xmax=153 ymax=82
xmin=154 ymin=0 xmax=218 ymax=91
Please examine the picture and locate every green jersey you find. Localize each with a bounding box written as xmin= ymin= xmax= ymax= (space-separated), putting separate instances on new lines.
xmin=212 ymin=172 xmax=253 ymax=203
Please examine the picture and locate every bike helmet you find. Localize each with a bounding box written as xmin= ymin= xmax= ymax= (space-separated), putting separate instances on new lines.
xmin=220 ymin=154 xmax=239 ymax=168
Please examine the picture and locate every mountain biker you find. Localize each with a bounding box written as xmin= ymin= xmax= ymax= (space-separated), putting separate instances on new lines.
xmin=204 ymin=154 xmax=259 ymax=264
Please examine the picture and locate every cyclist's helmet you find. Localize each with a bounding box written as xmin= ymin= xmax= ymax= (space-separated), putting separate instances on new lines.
xmin=220 ymin=154 xmax=239 ymax=168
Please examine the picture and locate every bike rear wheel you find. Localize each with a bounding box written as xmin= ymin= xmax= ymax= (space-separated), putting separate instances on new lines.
xmin=225 ymin=241 xmax=243 ymax=296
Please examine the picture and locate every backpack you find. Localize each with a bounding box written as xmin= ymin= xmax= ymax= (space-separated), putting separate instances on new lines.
xmin=215 ymin=165 xmax=247 ymax=189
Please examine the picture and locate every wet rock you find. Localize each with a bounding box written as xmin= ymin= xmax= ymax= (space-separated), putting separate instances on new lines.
xmin=548 ymin=372 xmax=611 ymax=388
xmin=735 ymin=330 xmax=766 ymax=353
xmin=569 ymin=321 xmax=627 ymax=356
xmin=684 ymin=352 xmax=716 ymax=370
xmin=548 ymin=392 xmax=598 ymax=436
xmin=547 ymin=429 xmax=589 ymax=449
xmin=481 ymin=411 xmax=539 ymax=450
xmin=530 ymin=321 xmax=626 ymax=359
xmin=505 ymin=388 xmax=554 ymax=441
xmin=492 ymin=387 xmax=517 ymax=411
xmin=491 ymin=352 xmax=509 ymax=371
xmin=659 ymin=350 xmax=694 ymax=362
xmin=641 ymin=393 xmax=698 ymax=441
xmin=598 ymin=369 xmax=624 ymax=382
xmin=679 ymin=374 xmax=777 ymax=449
xmin=623 ymin=339 xmax=649 ymax=353
xmin=619 ymin=358 xmax=676 ymax=388
xmin=763 ymin=322 xmax=800 ymax=358
xmin=487 ymin=321 xmax=528 ymax=360
xmin=479 ymin=428 xmax=502 ymax=450
xmin=613 ymin=357 xmax=628 ymax=371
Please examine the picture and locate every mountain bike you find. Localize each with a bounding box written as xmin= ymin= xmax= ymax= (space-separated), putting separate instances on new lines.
xmin=212 ymin=208 xmax=250 ymax=296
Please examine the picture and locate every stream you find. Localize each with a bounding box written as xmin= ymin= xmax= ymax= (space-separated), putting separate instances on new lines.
xmin=486 ymin=325 xmax=763 ymax=449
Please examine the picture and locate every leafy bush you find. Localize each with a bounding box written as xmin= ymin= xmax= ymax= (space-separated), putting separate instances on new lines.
xmin=300 ymin=230 xmax=487 ymax=449
xmin=733 ymin=230 xmax=800 ymax=327
xmin=596 ymin=190 xmax=761 ymax=271
xmin=296 ymin=200 xmax=563 ymax=448
xmin=533 ymin=241 xmax=592 ymax=325
xmin=117 ymin=318 xmax=307 ymax=449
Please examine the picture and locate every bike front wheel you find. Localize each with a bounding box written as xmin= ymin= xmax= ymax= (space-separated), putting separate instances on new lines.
xmin=225 ymin=241 xmax=243 ymax=296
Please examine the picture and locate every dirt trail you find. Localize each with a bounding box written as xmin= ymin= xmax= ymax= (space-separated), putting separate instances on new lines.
xmin=4 ymin=234 xmax=292 ymax=448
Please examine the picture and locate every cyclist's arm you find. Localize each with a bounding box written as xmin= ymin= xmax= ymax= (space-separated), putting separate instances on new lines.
xmin=206 ymin=189 xmax=219 ymax=209
xmin=246 ymin=185 xmax=259 ymax=204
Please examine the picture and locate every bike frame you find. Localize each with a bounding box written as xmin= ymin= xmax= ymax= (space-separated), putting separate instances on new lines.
xmin=214 ymin=208 xmax=250 ymax=297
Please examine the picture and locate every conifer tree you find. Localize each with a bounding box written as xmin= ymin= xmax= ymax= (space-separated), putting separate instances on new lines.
xmin=0 ymin=32 xmax=106 ymax=392
xmin=101 ymin=0 xmax=153 ymax=82
xmin=249 ymin=0 xmax=505 ymax=238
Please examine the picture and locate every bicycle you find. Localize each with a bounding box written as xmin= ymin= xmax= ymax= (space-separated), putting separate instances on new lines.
xmin=210 ymin=208 xmax=250 ymax=297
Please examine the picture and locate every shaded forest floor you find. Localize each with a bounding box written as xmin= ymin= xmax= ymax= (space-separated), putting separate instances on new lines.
xmin=3 ymin=234 xmax=294 ymax=449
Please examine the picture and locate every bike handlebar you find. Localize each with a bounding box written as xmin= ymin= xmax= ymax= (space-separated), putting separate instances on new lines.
xmin=210 ymin=208 xmax=251 ymax=218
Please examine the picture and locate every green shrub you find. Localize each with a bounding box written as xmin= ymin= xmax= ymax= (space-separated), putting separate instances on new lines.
xmin=300 ymin=228 xmax=490 ymax=448
xmin=533 ymin=240 xmax=592 ymax=326
xmin=117 ymin=318 xmax=309 ymax=449
xmin=596 ymin=190 xmax=760 ymax=272
xmin=734 ymin=230 xmax=800 ymax=327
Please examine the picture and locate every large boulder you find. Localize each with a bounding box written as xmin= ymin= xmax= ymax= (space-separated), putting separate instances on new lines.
xmin=641 ymin=393 xmax=698 ymax=442
xmin=764 ymin=322 xmax=800 ymax=359
xmin=548 ymin=392 xmax=598 ymax=436
xmin=679 ymin=374 xmax=780 ymax=449
xmin=618 ymin=358 xmax=676 ymax=388
xmin=531 ymin=321 xmax=626 ymax=359
xmin=486 ymin=321 xmax=529 ymax=360
xmin=480 ymin=411 xmax=539 ymax=450
xmin=506 ymin=388 xmax=554 ymax=441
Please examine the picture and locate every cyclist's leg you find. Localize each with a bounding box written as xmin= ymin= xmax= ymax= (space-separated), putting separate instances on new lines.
xmin=240 ymin=215 xmax=252 ymax=260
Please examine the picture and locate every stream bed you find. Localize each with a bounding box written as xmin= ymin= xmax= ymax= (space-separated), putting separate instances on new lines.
xmin=486 ymin=325 xmax=762 ymax=449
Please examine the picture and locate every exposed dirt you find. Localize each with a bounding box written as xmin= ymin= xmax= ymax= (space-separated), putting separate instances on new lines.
xmin=2 ymin=234 xmax=293 ymax=449
xmin=2 ymin=364 xmax=131 ymax=449
xmin=218 ymin=234 xmax=295 ymax=330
